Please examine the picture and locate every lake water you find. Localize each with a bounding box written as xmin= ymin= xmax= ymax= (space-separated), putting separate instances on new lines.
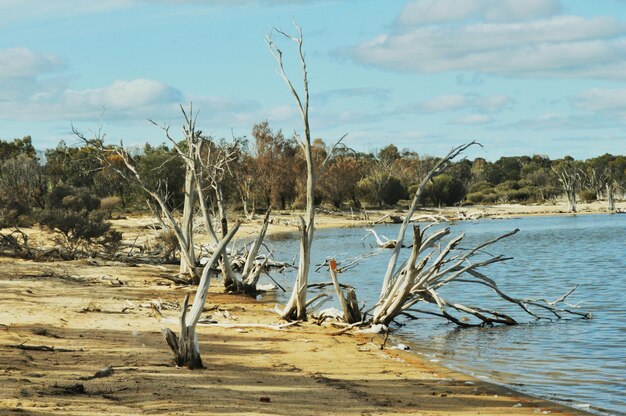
xmin=264 ymin=214 xmax=626 ymax=416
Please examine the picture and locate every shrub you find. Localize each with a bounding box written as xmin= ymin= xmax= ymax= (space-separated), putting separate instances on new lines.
xmin=420 ymin=174 xmax=466 ymax=207
xmin=39 ymin=209 xmax=111 ymax=253
xmin=466 ymin=192 xmax=498 ymax=204
xmin=495 ymin=180 xmax=522 ymax=192
xmin=48 ymin=186 xmax=101 ymax=211
xmin=469 ymin=181 xmax=493 ymax=193
xmin=39 ymin=186 xmax=120 ymax=257
xmin=504 ymin=188 xmax=532 ymax=203
xmin=0 ymin=196 xmax=32 ymax=228
xmin=152 ymin=230 xmax=179 ymax=263
xmin=381 ymin=177 xmax=408 ymax=206
xmin=100 ymin=196 xmax=123 ymax=212
xmin=579 ymin=190 xmax=597 ymax=203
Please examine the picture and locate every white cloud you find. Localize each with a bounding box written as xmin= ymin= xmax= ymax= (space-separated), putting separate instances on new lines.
xmin=453 ymin=114 xmax=492 ymax=125
xmin=315 ymin=87 xmax=391 ymax=104
xmin=348 ymin=13 xmax=626 ymax=80
xmin=574 ymin=88 xmax=626 ymax=112
xmin=0 ymin=0 xmax=326 ymax=27
xmin=497 ymin=112 xmax=625 ymax=131
xmin=63 ymin=79 xmax=183 ymax=110
xmin=474 ymin=95 xmax=514 ymax=112
xmin=0 ymin=47 xmax=265 ymax=124
xmin=418 ymin=95 xmax=468 ymax=112
xmin=0 ymin=48 xmax=65 ymax=80
xmin=0 ymin=1 xmax=132 ymax=27
xmin=397 ymin=0 xmax=560 ymax=25
xmin=403 ymin=94 xmax=513 ymax=114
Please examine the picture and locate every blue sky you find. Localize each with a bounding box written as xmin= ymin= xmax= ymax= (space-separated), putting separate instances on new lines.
xmin=1 ymin=0 xmax=625 ymax=160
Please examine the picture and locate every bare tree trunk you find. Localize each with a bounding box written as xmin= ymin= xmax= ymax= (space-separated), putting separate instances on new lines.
xmin=329 ymin=259 xmax=361 ymax=324
xmin=568 ymin=187 xmax=577 ymax=213
xmin=180 ymin=159 xmax=196 ymax=275
xmin=73 ymin=124 xmax=200 ymax=281
xmin=267 ymin=23 xmax=316 ymax=321
xmin=162 ymin=223 xmax=240 ymax=369
xmin=377 ymin=142 xmax=478 ymax=306
xmin=371 ymin=223 xmax=589 ymax=327
xmin=212 ymin=185 xmax=242 ymax=292
xmin=607 ymin=182 xmax=616 ymax=212
xmin=552 ymin=161 xmax=581 ymax=214
xmin=281 ymin=217 xmax=311 ymax=320
xmin=242 ymin=209 xmax=271 ymax=293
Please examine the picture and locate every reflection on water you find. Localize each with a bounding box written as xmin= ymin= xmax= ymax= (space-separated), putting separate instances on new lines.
xmin=262 ymin=214 xmax=626 ymax=416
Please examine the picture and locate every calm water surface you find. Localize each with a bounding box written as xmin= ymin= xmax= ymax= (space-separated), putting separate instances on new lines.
xmin=264 ymin=214 xmax=626 ymax=416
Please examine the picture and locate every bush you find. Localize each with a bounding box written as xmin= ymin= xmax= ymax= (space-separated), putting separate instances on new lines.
xmin=39 ymin=186 xmax=119 ymax=257
xmin=381 ymin=177 xmax=408 ymax=206
xmin=100 ymin=196 xmax=123 ymax=212
xmin=39 ymin=209 xmax=111 ymax=252
xmin=495 ymin=180 xmax=522 ymax=192
xmin=466 ymin=192 xmax=498 ymax=204
xmin=579 ymin=190 xmax=597 ymax=203
xmin=48 ymin=186 xmax=101 ymax=211
xmin=504 ymin=188 xmax=532 ymax=202
xmin=468 ymin=181 xmax=492 ymax=193
xmin=152 ymin=230 xmax=179 ymax=263
xmin=420 ymin=174 xmax=465 ymax=207
xmin=0 ymin=196 xmax=32 ymax=228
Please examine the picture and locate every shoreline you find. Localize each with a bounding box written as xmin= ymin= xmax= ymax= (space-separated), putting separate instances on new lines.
xmin=1 ymin=203 xmax=617 ymax=415
xmin=235 ymin=200 xmax=625 ymax=238
xmin=386 ymin=328 xmax=604 ymax=416
xmin=0 ymin=255 xmax=593 ymax=415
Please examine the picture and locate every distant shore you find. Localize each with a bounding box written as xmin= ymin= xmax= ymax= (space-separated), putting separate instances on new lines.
xmin=234 ymin=200 xmax=625 ymax=238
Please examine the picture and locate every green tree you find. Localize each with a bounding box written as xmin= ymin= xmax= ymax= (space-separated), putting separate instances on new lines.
xmin=0 ymin=136 xmax=36 ymax=161
xmin=420 ymin=174 xmax=465 ymax=207
xmin=134 ymin=143 xmax=186 ymax=211
xmin=44 ymin=141 xmax=101 ymax=188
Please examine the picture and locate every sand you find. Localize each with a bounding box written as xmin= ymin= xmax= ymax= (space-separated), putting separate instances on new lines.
xmin=1 ymin=202 xmax=613 ymax=415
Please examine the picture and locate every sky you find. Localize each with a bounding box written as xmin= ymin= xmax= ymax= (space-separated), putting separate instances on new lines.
xmin=1 ymin=0 xmax=625 ymax=160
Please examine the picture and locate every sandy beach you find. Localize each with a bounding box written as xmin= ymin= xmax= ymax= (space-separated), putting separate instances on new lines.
xmin=2 ymin=202 xmax=618 ymax=415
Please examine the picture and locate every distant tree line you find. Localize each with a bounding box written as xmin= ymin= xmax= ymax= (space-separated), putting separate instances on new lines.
xmin=1 ymin=126 xmax=625 ymax=231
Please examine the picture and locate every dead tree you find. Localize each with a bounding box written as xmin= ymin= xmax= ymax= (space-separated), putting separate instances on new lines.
xmin=377 ymin=142 xmax=479 ymax=306
xmin=155 ymin=118 xmax=244 ymax=290
xmin=328 ymin=259 xmax=361 ymax=324
xmin=606 ymin=181 xmax=617 ymax=212
xmin=73 ymin=123 xmax=200 ymax=282
xmin=369 ymin=144 xmax=589 ymax=327
xmin=552 ymin=159 xmax=583 ymax=213
xmin=162 ymin=223 xmax=239 ymax=369
xmin=200 ymin=142 xmax=241 ymax=292
xmin=267 ymin=23 xmax=315 ymax=321
xmin=364 ymin=228 xmax=402 ymax=249
xmin=371 ymin=225 xmax=589 ymax=326
xmin=242 ymin=208 xmax=272 ymax=293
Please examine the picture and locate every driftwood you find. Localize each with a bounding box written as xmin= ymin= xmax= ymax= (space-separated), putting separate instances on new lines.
xmin=242 ymin=209 xmax=272 ymax=293
xmin=78 ymin=365 xmax=114 ymax=380
xmin=328 ymin=259 xmax=361 ymax=324
xmin=162 ymin=223 xmax=239 ymax=369
xmin=371 ymin=223 xmax=590 ymax=327
xmin=195 ymin=322 xmax=301 ymax=330
xmin=8 ymin=344 xmax=81 ymax=352
xmin=364 ymin=228 xmax=402 ymax=249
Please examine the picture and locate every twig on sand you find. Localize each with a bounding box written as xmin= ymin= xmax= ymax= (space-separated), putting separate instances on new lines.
xmin=78 ymin=365 xmax=114 ymax=380
xmin=8 ymin=343 xmax=82 ymax=352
